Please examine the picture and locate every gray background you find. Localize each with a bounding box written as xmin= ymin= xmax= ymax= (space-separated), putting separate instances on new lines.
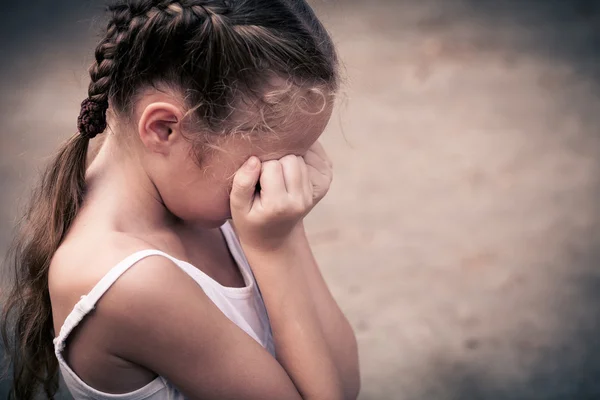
xmin=1 ymin=1 xmax=600 ymax=399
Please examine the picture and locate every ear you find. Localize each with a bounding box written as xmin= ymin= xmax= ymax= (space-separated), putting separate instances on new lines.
xmin=138 ymin=102 xmax=184 ymax=154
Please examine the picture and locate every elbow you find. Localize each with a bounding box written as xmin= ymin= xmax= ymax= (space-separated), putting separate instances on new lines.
xmin=342 ymin=325 xmax=361 ymax=400
xmin=345 ymin=350 xmax=361 ymax=399
xmin=343 ymin=377 xmax=361 ymax=400
xmin=345 ymin=359 xmax=361 ymax=400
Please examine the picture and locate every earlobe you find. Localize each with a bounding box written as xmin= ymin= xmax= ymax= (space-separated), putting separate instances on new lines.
xmin=138 ymin=102 xmax=183 ymax=154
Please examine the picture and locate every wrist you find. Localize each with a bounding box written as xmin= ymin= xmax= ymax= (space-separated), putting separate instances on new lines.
xmin=240 ymin=222 xmax=306 ymax=260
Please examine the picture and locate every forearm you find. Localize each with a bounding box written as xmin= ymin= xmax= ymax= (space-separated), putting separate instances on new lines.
xmin=243 ymin=243 xmax=344 ymax=400
xmin=292 ymin=223 xmax=360 ymax=399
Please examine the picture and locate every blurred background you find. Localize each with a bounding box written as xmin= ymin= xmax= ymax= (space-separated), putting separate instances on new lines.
xmin=1 ymin=0 xmax=600 ymax=399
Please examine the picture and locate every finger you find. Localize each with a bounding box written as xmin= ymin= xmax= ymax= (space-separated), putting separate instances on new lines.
xmin=307 ymin=141 xmax=332 ymax=166
xmin=303 ymin=149 xmax=328 ymax=172
xmin=279 ymin=155 xmax=303 ymax=197
xmin=260 ymin=160 xmax=287 ymax=198
xmin=230 ymin=157 xmax=261 ymax=214
xmin=304 ymin=143 xmax=331 ymax=171
xmin=307 ymin=164 xmax=332 ymax=201
xmin=299 ymin=156 xmax=312 ymax=201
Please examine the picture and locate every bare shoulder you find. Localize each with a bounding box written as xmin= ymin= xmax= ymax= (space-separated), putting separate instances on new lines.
xmin=95 ymin=250 xmax=204 ymax=327
xmin=50 ymin=231 xmax=153 ymax=296
xmin=48 ymin=231 xmax=156 ymax=325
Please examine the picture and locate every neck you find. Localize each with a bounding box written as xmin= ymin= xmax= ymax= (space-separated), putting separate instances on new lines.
xmin=83 ymin=133 xmax=180 ymax=235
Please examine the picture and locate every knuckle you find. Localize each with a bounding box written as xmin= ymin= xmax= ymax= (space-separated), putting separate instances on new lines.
xmin=262 ymin=161 xmax=274 ymax=172
xmin=291 ymin=198 xmax=306 ymax=214
xmin=279 ymin=155 xmax=296 ymax=167
xmin=232 ymin=176 xmax=251 ymax=189
xmin=269 ymin=200 xmax=286 ymax=216
xmin=264 ymin=160 xmax=280 ymax=170
xmin=247 ymin=213 xmax=261 ymax=225
xmin=303 ymin=195 xmax=313 ymax=208
xmin=268 ymin=198 xmax=302 ymax=216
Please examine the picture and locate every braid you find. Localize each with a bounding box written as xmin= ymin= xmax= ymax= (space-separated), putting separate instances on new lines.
xmin=77 ymin=1 xmax=155 ymax=139
xmin=77 ymin=1 xmax=233 ymax=139
xmin=77 ymin=0 xmax=336 ymax=138
xmin=78 ymin=0 xmax=234 ymax=139
xmin=77 ymin=11 xmax=125 ymax=139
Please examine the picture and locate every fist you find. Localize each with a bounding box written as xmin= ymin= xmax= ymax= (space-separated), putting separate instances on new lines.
xmin=229 ymin=142 xmax=333 ymax=252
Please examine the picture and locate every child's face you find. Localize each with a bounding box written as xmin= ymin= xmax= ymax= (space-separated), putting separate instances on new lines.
xmin=154 ymin=100 xmax=334 ymax=228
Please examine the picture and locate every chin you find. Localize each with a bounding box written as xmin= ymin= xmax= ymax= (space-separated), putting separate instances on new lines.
xmin=177 ymin=200 xmax=232 ymax=229
xmin=187 ymin=217 xmax=227 ymax=229
xmin=192 ymin=210 xmax=232 ymax=229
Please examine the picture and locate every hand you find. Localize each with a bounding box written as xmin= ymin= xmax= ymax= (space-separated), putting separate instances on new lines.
xmin=230 ymin=144 xmax=332 ymax=252
xmin=230 ymin=155 xmax=311 ymax=252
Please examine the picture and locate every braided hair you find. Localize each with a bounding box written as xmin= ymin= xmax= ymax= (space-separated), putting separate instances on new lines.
xmin=76 ymin=0 xmax=338 ymax=139
xmin=2 ymin=1 xmax=338 ymax=398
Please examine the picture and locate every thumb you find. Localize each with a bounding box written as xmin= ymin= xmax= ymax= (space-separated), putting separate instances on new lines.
xmin=230 ymin=157 xmax=261 ymax=213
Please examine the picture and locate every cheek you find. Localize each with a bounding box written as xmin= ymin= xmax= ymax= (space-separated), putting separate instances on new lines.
xmin=160 ymin=158 xmax=235 ymax=224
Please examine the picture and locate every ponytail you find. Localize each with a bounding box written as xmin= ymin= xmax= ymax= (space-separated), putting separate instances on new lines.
xmin=1 ymin=132 xmax=91 ymax=400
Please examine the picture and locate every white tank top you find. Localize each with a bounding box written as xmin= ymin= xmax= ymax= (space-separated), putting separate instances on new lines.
xmin=52 ymin=222 xmax=275 ymax=400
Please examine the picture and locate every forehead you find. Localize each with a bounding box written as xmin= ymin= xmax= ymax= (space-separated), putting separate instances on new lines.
xmin=219 ymin=97 xmax=333 ymax=162
xmin=252 ymin=123 xmax=325 ymax=161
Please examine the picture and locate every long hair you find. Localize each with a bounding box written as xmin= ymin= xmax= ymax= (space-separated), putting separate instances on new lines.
xmin=0 ymin=1 xmax=339 ymax=399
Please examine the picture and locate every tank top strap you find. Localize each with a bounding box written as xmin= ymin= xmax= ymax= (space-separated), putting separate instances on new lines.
xmin=53 ymin=249 xmax=177 ymax=352
xmin=220 ymin=221 xmax=254 ymax=279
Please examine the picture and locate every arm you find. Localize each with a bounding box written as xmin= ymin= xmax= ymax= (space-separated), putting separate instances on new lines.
xmin=229 ymin=220 xmax=359 ymax=399
xmin=242 ymin=242 xmax=345 ymax=400
xmin=230 ymin=155 xmax=346 ymax=399
xmin=101 ymin=255 xmax=306 ymax=400
xmin=101 ymin=251 xmax=345 ymax=400
xmin=230 ymin=144 xmax=360 ymax=399
xmin=296 ymin=142 xmax=360 ymax=398
xmin=289 ymin=222 xmax=360 ymax=399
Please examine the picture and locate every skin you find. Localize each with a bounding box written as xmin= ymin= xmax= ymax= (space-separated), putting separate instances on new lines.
xmin=48 ymin=87 xmax=360 ymax=399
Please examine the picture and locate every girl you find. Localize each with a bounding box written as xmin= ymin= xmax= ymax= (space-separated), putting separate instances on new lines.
xmin=0 ymin=1 xmax=360 ymax=399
